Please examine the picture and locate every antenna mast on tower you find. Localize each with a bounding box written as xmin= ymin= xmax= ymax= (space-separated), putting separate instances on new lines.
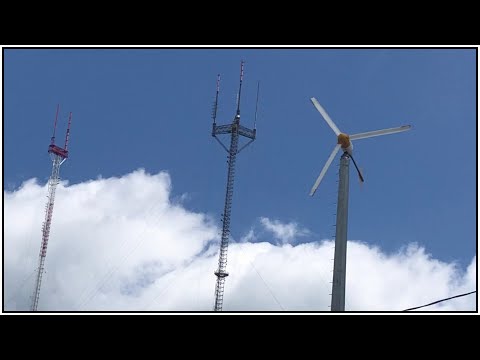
xmin=31 ymin=105 xmax=72 ymax=311
xmin=211 ymin=61 xmax=258 ymax=311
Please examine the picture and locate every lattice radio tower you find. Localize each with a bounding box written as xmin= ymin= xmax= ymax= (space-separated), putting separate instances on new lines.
xmin=31 ymin=105 xmax=72 ymax=311
xmin=211 ymin=61 xmax=259 ymax=311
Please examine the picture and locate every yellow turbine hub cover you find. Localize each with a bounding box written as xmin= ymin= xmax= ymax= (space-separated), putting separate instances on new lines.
xmin=337 ymin=133 xmax=350 ymax=149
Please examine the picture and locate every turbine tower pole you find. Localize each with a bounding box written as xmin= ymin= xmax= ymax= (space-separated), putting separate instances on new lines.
xmin=211 ymin=61 xmax=257 ymax=311
xmin=31 ymin=106 xmax=72 ymax=311
xmin=331 ymin=152 xmax=350 ymax=312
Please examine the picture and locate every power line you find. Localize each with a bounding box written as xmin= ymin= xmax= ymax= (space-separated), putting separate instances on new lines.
xmin=243 ymin=252 xmax=285 ymax=311
xmin=403 ymin=290 xmax=476 ymax=311
xmin=74 ymin=198 xmax=168 ymax=310
xmin=141 ymin=267 xmax=189 ymax=311
xmin=7 ymin=270 xmax=36 ymax=305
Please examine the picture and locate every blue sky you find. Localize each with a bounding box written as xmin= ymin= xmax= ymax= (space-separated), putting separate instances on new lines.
xmin=3 ymin=47 xmax=476 ymax=275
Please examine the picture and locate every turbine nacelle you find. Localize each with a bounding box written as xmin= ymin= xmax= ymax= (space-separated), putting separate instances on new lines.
xmin=337 ymin=133 xmax=353 ymax=155
xmin=309 ymin=97 xmax=411 ymax=196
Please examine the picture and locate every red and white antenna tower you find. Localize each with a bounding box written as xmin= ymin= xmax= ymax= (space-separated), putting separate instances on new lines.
xmin=31 ymin=105 xmax=72 ymax=311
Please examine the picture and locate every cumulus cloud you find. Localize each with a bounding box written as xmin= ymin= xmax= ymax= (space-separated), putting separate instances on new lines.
xmin=3 ymin=169 xmax=476 ymax=311
xmin=259 ymin=217 xmax=310 ymax=244
xmin=239 ymin=229 xmax=257 ymax=243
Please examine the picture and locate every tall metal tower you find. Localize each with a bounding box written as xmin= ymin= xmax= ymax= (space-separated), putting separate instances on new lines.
xmin=211 ymin=61 xmax=258 ymax=311
xmin=308 ymin=97 xmax=411 ymax=312
xmin=331 ymin=152 xmax=350 ymax=311
xmin=31 ymin=105 xmax=72 ymax=311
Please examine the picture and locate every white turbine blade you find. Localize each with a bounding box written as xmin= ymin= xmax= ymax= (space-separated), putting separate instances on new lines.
xmin=350 ymin=125 xmax=411 ymax=141
xmin=310 ymin=97 xmax=341 ymax=136
xmin=310 ymin=144 xmax=341 ymax=196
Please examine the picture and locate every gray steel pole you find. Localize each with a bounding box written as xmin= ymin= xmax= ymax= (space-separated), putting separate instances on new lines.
xmin=331 ymin=152 xmax=350 ymax=312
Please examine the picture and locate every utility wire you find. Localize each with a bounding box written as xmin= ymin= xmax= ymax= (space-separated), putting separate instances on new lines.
xmin=141 ymin=267 xmax=189 ymax=311
xmin=75 ymin=199 xmax=166 ymax=310
xmin=6 ymin=270 xmax=37 ymax=305
xmin=247 ymin=258 xmax=285 ymax=311
xmin=233 ymin=242 xmax=285 ymax=311
xmin=403 ymin=290 xmax=476 ymax=311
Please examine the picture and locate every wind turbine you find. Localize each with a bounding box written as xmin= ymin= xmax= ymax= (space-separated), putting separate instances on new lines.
xmin=309 ymin=97 xmax=411 ymax=311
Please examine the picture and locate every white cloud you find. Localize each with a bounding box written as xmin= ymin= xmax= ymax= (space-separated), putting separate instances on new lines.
xmin=259 ymin=217 xmax=310 ymax=244
xmin=239 ymin=229 xmax=256 ymax=243
xmin=3 ymin=169 xmax=476 ymax=312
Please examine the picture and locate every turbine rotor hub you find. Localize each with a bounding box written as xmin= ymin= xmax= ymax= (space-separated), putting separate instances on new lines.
xmin=337 ymin=133 xmax=351 ymax=149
